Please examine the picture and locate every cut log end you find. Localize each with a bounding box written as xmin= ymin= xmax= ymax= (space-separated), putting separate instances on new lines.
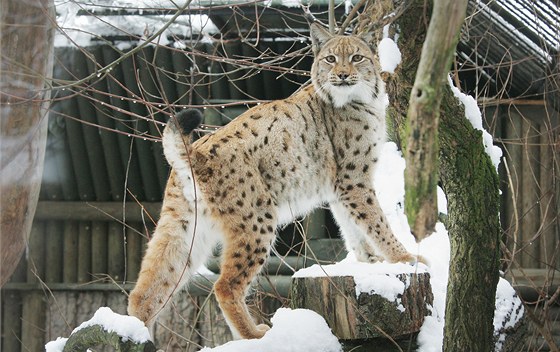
xmin=290 ymin=272 xmax=433 ymax=341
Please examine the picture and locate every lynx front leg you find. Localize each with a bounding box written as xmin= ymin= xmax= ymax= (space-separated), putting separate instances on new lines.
xmin=213 ymin=209 xmax=277 ymax=340
xmin=331 ymin=186 xmax=421 ymax=264
xmin=330 ymin=202 xmax=383 ymax=263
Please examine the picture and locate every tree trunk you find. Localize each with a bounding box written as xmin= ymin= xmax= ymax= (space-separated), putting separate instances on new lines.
xmin=439 ymin=89 xmax=501 ymax=351
xmin=0 ymin=0 xmax=54 ymax=286
xmin=364 ymin=0 xmax=502 ymax=350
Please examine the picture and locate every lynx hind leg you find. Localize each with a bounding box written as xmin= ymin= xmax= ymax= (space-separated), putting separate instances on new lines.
xmin=213 ymin=207 xmax=277 ymax=340
xmin=128 ymin=176 xmax=217 ymax=325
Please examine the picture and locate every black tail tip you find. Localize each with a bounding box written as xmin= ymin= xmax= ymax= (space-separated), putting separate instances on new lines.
xmin=172 ymin=109 xmax=203 ymax=135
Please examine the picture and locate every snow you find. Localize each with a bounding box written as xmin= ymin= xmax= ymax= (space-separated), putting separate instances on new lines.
xmin=45 ymin=308 xmax=341 ymax=352
xmin=378 ymin=38 xmax=402 ymax=73
xmin=199 ymin=308 xmax=342 ymax=352
xmin=493 ymin=278 xmax=525 ymax=351
xmin=294 ymin=254 xmax=428 ymax=301
xmin=45 ymin=337 xmax=68 ymax=352
xmin=45 ymin=307 xmax=151 ymax=352
xmin=448 ymin=76 xmax=503 ymax=170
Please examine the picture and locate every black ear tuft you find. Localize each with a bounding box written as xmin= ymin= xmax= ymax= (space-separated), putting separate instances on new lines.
xmin=173 ymin=109 xmax=203 ymax=135
xmin=310 ymin=22 xmax=333 ymax=56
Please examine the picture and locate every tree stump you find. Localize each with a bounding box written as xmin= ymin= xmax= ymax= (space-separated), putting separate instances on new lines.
xmin=291 ymin=265 xmax=432 ymax=342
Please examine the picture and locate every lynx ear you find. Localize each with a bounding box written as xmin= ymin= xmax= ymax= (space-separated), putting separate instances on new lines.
xmin=310 ymin=23 xmax=333 ymax=56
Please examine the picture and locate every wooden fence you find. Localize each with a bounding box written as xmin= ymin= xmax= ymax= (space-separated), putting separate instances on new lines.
xmin=484 ymin=103 xmax=559 ymax=271
xmin=1 ymin=200 xmax=344 ymax=351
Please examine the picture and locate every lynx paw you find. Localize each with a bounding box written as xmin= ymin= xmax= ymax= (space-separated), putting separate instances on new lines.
xmin=127 ymin=290 xmax=157 ymax=324
xmin=255 ymin=324 xmax=271 ymax=338
xmin=353 ymin=248 xmax=383 ymax=263
xmin=396 ymin=253 xmax=429 ymax=266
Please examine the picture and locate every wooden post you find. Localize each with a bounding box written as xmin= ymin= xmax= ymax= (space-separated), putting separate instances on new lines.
xmin=520 ymin=113 xmax=541 ymax=268
xmin=2 ymin=291 xmax=23 ymax=351
xmin=91 ymin=222 xmax=109 ymax=278
xmin=45 ymin=220 xmax=64 ymax=283
xmin=77 ymin=222 xmax=93 ymax=283
xmin=108 ymin=222 xmax=126 ymax=282
xmin=63 ymin=221 xmax=79 ymax=283
xmin=22 ymin=292 xmax=47 ymax=351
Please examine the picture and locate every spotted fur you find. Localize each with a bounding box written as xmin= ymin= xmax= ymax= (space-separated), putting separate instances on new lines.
xmin=128 ymin=23 xmax=424 ymax=340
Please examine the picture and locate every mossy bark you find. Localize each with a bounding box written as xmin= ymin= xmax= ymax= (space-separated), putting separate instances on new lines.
xmin=366 ymin=0 xmax=502 ymax=350
xmin=63 ymin=325 xmax=157 ymax=352
xmin=439 ymin=89 xmax=501 ymax=351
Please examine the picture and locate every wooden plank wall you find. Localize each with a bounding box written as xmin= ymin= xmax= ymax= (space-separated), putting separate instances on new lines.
xmin=2 ymin=284 xmax=283 ymax=351
xmin=0 ymin=201 xmax=340 ymax=351
xmin=485 ymin=103 xmax=559 ymax=271
xmin=1 ymin=218 xmax=149 ymax=352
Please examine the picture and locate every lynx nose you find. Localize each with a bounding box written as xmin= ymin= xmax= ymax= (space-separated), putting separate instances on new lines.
xmin=338 ymin=73 xmax=349 ymax=80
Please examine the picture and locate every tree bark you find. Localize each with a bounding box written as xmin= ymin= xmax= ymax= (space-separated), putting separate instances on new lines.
xmin=439 ymin=89 xmax=501 ymax=351
xmin=363 ymin=0 xmax=502 ymax=350
xmin=0 ymin=0 xmax=54 ymax=286
xmin=403 ymin=0 xmax=468 ymax=241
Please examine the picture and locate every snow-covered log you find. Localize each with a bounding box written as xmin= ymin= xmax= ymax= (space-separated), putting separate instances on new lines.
xmin=62 ymin=325 xmax=157 ymax=352
xmin=46 ymin=307 xmax=157 ymax=352
xmin=291 ymin=261 xmax=432 ymax=341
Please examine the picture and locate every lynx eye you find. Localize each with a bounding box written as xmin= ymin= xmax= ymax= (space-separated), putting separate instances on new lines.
xmin=351 ymin=54 xmax=364 ymax=63
xmin=324 ymin=55 xmax=336 ymax=63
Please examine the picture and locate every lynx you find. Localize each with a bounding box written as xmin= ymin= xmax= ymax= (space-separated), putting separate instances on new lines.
xmin=128 ymin=23 xmax=424 ymax=340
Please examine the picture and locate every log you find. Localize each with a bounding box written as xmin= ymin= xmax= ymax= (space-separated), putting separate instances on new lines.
xmin=290 ymin=270 xmax=432 ymax=342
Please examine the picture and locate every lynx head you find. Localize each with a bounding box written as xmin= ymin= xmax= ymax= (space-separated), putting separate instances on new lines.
xmin=310 ymin=23 xmax=383 ymax=108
